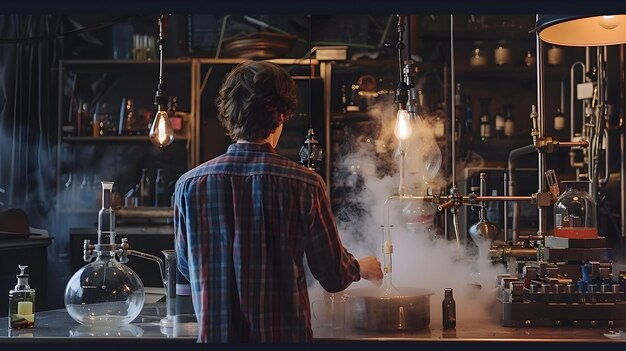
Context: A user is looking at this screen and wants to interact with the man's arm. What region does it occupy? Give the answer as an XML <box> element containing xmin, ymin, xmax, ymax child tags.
<box><xmin>305</xmin><ymin>179</ymin><xmax>381</xmax><ymax>292</ymax></box>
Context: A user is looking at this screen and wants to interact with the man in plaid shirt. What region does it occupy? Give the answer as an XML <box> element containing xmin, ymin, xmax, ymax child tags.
<box><xmin>174</xmin><ymin>61</ymin><xmax>383</xmax><ymax>342</ymax></box>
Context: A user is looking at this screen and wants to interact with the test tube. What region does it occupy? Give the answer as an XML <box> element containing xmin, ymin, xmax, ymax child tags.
<box><xmin>545</xmin><ymin>169</ymin><xmax>560</xmax><ymax>198</ymax></box>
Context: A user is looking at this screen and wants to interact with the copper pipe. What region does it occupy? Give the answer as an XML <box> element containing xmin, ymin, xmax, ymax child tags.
<box><xmin>535</xmin><ymin>15</ymin><xmax>547</xmax><ymax>238</ymax></box>
<box><xmin>475</xmin><ymin>196</ymin><xmax>533</xmax><ymax>202</ymax></box>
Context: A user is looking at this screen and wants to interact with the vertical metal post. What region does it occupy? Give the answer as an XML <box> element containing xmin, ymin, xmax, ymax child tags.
<box><xmin>445</xmin><ymin>14</ymin><xmax>457</xmax><ymax>241</ymax></box>
<box><xmin>320</xmin><ymin>61</ymin><xmax>332</xmax><ymax>195</ymax></box>
<box><xmin>450</xmin><ymin>14</ymin><xmax>456</xmax><ymax>189</ymax></box>
<box><xmin>535</xmin><ymin>14</ymin><xmax>547</xmax><ymax>238</ymax></box>
<box><xmin>503</xmin><ymin>171</ymin><xmax>509</xmax><ymax>242</ymax></box>
<box><xmin>619</xmin><ymin>44</ymin><xmax>626</xmax><ymax>238</ymax></box>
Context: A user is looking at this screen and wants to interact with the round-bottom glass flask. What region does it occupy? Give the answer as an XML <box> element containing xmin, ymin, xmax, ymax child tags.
<box><xmin>64</xmin><ymin>252</ymin><xmax>145</xmax><ymax>327</ymax></box>
<box><xmin>554</xmin><ymin>181</ymin><xmax>597</xmax><ymax>238</ymax></box>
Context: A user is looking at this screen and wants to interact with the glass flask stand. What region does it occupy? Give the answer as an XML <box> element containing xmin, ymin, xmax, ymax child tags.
<box><xmin>64</xmin><ymin>181</ymin><xmax>174</xmax><ymax>328</ymax></box>
<box><xmin>64</xmin><ymin>181</ymin><xmax>145</xmax><ymax>327</ymax></box>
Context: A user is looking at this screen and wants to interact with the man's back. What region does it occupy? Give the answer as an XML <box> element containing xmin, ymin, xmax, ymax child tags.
<box><xmin>174</xmin><ymin>142</ymin><xmax>359</xmax><ymax>342</ymax></box>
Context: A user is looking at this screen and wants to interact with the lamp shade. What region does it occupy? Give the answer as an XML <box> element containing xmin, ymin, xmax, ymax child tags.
<box><xmin>533</xmin><ymin>14</ymin><xmax>626</xmax><ymax>46</ymax></box>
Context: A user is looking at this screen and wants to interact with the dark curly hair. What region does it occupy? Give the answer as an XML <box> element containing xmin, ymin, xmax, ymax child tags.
<box><xmin>215</xmin><ymin>61</ymin><xmax>298</xmax><ymax>141</ymax></box>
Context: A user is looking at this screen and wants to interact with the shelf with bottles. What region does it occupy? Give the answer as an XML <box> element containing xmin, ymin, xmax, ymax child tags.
<box><xmin>59</xmin><ymin>57</ymin><xmax>192</xmax><ymax>138</ymax></box>
<box><xmin>455</xmin><ymin>64</ymin><xmax>569</xmax><ymax>81</ymax></box>
<box><xmin>59</xmin><ymin>58</ymin><xmax>193</xmax><ymax>68</ymax></box>
<box><xmin>61</xmin><ymin>135</ymin><xmax>190</xmax><ymax>142</ymax></box>
<box><xmin>331</xmin><ymin>111</ymin><xmax>377</xmax><ymax>123</ymax></box>
<box><xmin>419</xmin><ymin>14</ymin><xmax>537</xmax><ymax>42</ymax></box>
<box><xmin>59</xmin><ymin>166</ymin><xmax>176</xmax><ymax>215</ymax></box>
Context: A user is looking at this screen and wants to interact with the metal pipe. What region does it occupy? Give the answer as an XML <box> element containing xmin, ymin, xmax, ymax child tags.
<box><xmin>508</xmin><ymin>144</ymin><xmax>536</xmax><ymax>242</ymax></box>
<box><xmin>601</xmin><ymin>129</ymin><xmax>610</xmax><ymax>185</ymax></box>
<box><xmin>450</xmin><ymin>14</ymin><xmax>456</xmax><ymax>189</ymax></box>
<box><xmin>570</xmin><ymin>61</ymin><xmax>586</xmax><ymax>141</ymax></box>
<box><xmin>448</xmin><ymin>15</ymin><xmax>457</xmax><ymax>243</ymax></box>
<box><xmin>479</xmin><ymin>173</ymin><xmax>487</xmax><ymax>220</ymax></box>
<box><xmin>489</xmin><ymin>246</ymin><xmax>538</xmax><ymax>260</ymax></box>
<box><xmin>503</xmin><ymin>172</ymin><xmax>508</xmax><ymax>243</ymax></box>
<box><xmin>535</xmin><ymin>15</ymin><xmax>547</xmax><ymax>238</ymax></box>
<box><xmin>475</xmin><ymin>196</ymin><xmax>533</xmax><ymax>202</ymax></box>
<box><xmin>320</xmin><ymin>61</ymin><xmax>332</xmax><ymax>192</ymax></box>
<box><xmin>591</xmin><ymin>46</ymin><xmax>607</xmax><ymax>202</ymax></box>
<box><xmin>619</xmin><ymin>44</ymin><xmax>626</xmax><ymax>238</ymax></box>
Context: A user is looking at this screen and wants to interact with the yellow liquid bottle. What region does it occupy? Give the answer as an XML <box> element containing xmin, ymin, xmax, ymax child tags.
<box><xmin>9</xmin><ymin>264</ymin><xmax>35</xmax><ymax>329</ymax></box>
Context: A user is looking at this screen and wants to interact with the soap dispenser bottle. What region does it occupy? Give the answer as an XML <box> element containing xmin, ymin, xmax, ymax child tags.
<box><xmin>8</xmin><ymin>264</ymin><xmax>36</xmax><ymax>329</ymax></box>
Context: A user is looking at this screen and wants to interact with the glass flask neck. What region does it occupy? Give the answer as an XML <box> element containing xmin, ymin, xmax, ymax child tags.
<box><xmin>96</xmin><ymin>250</ymin><xmax>116</xmax><ymax>260</ymax></box>
<box><xmin>98</xmin><ymin>181</ymin><xmax>116</xmax><ymax>246</ymax></box>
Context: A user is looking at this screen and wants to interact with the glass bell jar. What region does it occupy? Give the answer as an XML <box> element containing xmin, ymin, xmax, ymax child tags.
<box><xmin>64</xmin><ymin>181</ymin><xmax>145</xmax><ymax>327</ymax></box>
<box><xmin>553</xmin><ymin>181</ymin><xmax>598</xmax><ymax>238</ymax></box>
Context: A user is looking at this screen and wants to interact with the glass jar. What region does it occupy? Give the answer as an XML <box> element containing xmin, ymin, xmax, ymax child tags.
<box><xmin>494</xmin><ymin>40</ymin><xmax>512</xmax><ymax>65</ymax></box>
<box><xmin>553</xmin><ymin>181</ymin><xmax>597</xmax><ymax>238</ymax></box>
<box><xmin>547</xmin><ymin>45</ymin><xmax>563</xmax><ymax>65</ymax></box>
<box><xmin>469</xmin><ymin>41</ymin><xmax>488</xmax><ymax>66</ymax></box>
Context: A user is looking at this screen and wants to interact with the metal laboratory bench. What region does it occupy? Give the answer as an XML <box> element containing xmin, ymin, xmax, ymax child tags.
<box><xmin>1</xmin><ymin>302</ymin><xmax>625</xmax><ymax>347</ymax></box>
<box><xmin>0</xmin><ymin>303</ymin><xmax>197</xmax><ymax>343</ymax></box>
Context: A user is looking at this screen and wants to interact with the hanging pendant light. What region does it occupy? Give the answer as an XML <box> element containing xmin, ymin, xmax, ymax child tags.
<box><xmin>299</xmin><ymin>128</ymin><xmax>323</xmax><ymax>171</ymax></box>
<box><xmin>298</xmin><ymin>16</ymin><xmax>323</xmax><ymax>173</ymax></box>
<box><xmin>532</xmin><ymin>14</ymin><xmax>626</xmax><ymax>47</ymax></box>
<box><xmin>149</xmin><ymin>14</ymin><xmax>174</xmax><ymax>148</ymax></box>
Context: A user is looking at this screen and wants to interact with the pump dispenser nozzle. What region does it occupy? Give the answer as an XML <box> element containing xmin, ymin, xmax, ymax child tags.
<box><xmin>14</xmin><ymin>264</ymin><xmax>30</xmax><ymax>290</ymax></box>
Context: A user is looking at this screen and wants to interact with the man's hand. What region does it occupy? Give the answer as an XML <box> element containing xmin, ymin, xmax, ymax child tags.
<box><xmin>357</xmin><ymin>256</ymin><xmax>383</xmax><ymax>286</ymax></box>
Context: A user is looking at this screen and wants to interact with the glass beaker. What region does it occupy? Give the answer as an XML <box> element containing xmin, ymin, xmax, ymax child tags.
<box><xmin>160</xmin><ymin>249</ymin><xmax>177</xmax><ymax>328</ymax></box>
<box><xmin>554</xmin><ymin>181</ymin><xmax>597</xmax><ymax>238</ymax></box>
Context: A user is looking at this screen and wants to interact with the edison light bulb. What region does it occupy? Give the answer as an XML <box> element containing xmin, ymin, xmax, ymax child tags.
<box><xmin>394</xmin><ymin>109</ymin><xmax>412</xmax><ymax>140</ymax></box>
<box><xmin>598</xmin><ymin>15</ymin><xmax>619</xmax><ymax>30</ymax></box>
<box><xmin>149</xmin><ymin>109</ymin><xmax>174</xmax><ymax>147</ymax></box>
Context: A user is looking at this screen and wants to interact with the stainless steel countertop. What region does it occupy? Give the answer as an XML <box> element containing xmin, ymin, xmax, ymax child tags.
<box><xmin>313</xmin><ymin>320</ymin><xmax>626</xmax><ymax>342</ymax></box>
<box><xmin>1</xmin><ymin>303</ymin><xmax>624</xmax><ymax>343</ymax></box>
<box><xmin>0</xmin><ymin>303</ymin><xmax>197</xmax><ymax>342</ymax></box>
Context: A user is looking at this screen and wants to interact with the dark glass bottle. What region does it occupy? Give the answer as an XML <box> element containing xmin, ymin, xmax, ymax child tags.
<box><xmin>494</xmin><ymin>109</ymin><xmax>505</xmax><ymax>139</ymax></box>
<box><xmin>463</xmin><ymin>96</ymin><xmax>473</xmax><ymax>139</ymax></box>
<box><xmin>154</xmin><ymin>168</ymin><xmax>168</xmax><ymax>207</ymax></box>
<box><xmin>553</xmin><ymin>107</ymin><xmax>566</xmax><ymax>136</ymax></box>
<box><xmin>504</xmin><ymin>105</ymin><xmax>515</xmax><ymax>138</ymax></box>
<box><xmin>123</xmin><ymin>98</ymin><xmax>139</xmax><ymax>136</ymax></box>
<box><xmin>479</xmin><ymin>98</ymin><xmax>491</xmax><ymax>142</ymax></box>
<box><xmin>442</xmin><ymin>288</ymin><xmax>456</xmax><ymax>329</ymax></box>
<box><xmin>77</xmin><ymin>102</ymin><xmax>91</xmax><ymax>136</ymax></box>
<box><xmin>454</xmin><ymin>83</ymin><xmax>463</xmax><ymax>142</ymax></box>
<box><xmin>139</xmin><ymin>168</ymin><xmax>152</xmax><ymax>207</ymax></box>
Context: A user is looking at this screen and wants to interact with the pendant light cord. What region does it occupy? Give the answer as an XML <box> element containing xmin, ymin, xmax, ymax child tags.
<box><xmin>307</xmin><ymin>15</ymin><xmax>313</xmax><ymax>169</ymax></box>
<box><xmin>308</xmin><ymin>15</ymin><xmax>313</xmax><ymax>131</ymax></box>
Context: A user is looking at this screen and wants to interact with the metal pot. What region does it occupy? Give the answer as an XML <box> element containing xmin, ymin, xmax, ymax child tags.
<box><xmin>346</xmin><ymin>287</ymin><xmax>433</xmax><ymax>331</ymax></box>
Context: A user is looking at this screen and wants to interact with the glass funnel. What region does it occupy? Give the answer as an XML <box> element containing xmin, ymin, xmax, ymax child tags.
<box><xmin>554</xmin><ymin>181</ymin><xmax>597</xmax><ymax>238</ymax></box>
